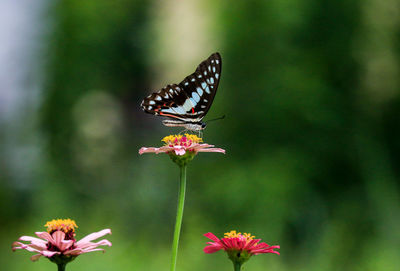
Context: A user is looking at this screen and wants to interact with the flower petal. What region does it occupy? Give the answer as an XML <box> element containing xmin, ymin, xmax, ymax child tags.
<box><xmin>19</xmin><ymin>235</ymin><xmax>47</xmax><ymax>245</ymax></box>
<box><xmin>30</xmin><ymin>254</ymin><xmax>42</xmax><ymax>262</ymax></box>
<box><xmin>76</xmin><ymin>229</ymin><xmax>112</xmax><ymax>246</ymax></box>
<box><xmin>51</xmin><ymin>231</ymin><xmax>66</xmax><ymax>248</ymax></box>
<box><xmin>139</xmin><ymin>147</ymin><xmax>160</xmax><ymax>154</ymax></box>
<box><xmin>35</xmin><ymin>232</ymin><xmax>54</xmax><ymax>243</ymax></box>
<box><xmin>12</xmin><ymin>242</ymin><xmax>47</xmax><ymax>254</ymax></box>
<box><xmin>76</xmin><ymin>239</ymin><xmax>112</xmax><ymax>250</ymax></box>
<box><xmin>204</xmin><ymin>232</ymin><xmax>221</xmax><ymax>242</ymax></box>
<box><xmin>204</xmin><ymin>244</ymin><xmax>223</xmax><ymax>254</ymax></box>
<box><xmin>197</xmin><ymin>148</ymin><xmax>226</xmax><ymax>153</ymax></box>
<box><xmin>173</xmin><ymin>146</ymin><xmax>186</xmax><ymax>155</ymax></box>
<box><xmin>41</xmin><ymin>250</ymin><xmax>60</xmax><ymax>258</ymax></box>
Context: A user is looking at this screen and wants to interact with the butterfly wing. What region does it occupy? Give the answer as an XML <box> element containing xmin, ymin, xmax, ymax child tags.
<box><xmin>141</xmin><ymin>52</ymin><xmax>222</xmax><ymax>123</ymax></box>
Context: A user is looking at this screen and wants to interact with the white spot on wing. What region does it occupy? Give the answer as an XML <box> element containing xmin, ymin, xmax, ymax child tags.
<box><xmin>208</xmin><ymin>65</ymin><xmax>211</xmax><ymax>72</ymax></box>
<box><xmin>197</xmin><ymin>87</ymin><xmax>203</xmax><ymax>96</ymax></box>
<box><xmin>149</xmin><ymin>100</ymin><xmax>155</xmax><ymax>105</ymax></box>
<box><xmin>192</xmin><ymin>92</ymin><xmax>200</xmax><ymax>102</ymax></box>
<box><xmin>216</xmin><ymin>59</ymin><xmax>219</xmax><ymax>64</ymax></box>
<box><xmin>155</xmin><ymin>95</ymin><xmax>162</xmax><ymax>101</ymax></box>
<box><xmin>184</xmin><ymin>82</ymin><xmax>189</xmax><ymax>86</ymax></box>
<box><xmin>210</xmin><ymin>78</ymin><xmax>214</xmax><ymax>84</ymax></box>
<box><xmin>212</xmin><ymin>66</ymin><xmax>216</xmax><ymax>73</ymax></box>
<box><xmin>205</xmin><ymin>86</ymin><xmax>211</xmax><ymax>94</ymax></box>
<box><xmin>190</xmin><ymin>98</ymin><xmax>197</xmax><ymax>106</ymax></box>
<box><xmin>182</xmin><ymin>98</ymin><xmax>195</xmax><ymax>111</ymax></box>
<box><xmin>169</xmin><ymin>89</ymin><xmax>174</xmax><ymax>93</ymax></box>
<box><xmin>191</xmin><ymin>78</ymin><xmax>195</xmax><ymax>82</ymax></box>
<box><xmin>201</xmin><ymin>82</ymin><xmax>207</xmax><ymax>89</ymax></box>
<box><xmin>204</xmin><ymin>71</ymin><xmax>207</xmax><ymax>76</ymax></box>
<box><xmin>215</xmin><ymin>73</ymin><xmax>219</xmax><ymax>79</ymax></box>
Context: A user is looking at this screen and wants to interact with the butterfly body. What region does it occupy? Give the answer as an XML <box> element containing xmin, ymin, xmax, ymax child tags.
<box><xmin>141</xmin><ymin>52</ymin><xmax>222</xmax><ymax>131</ymax></box>
<box><xmin>162</xmin><ymin>119</ymin><xmax>206</xmax><ymax>131</ymax></box>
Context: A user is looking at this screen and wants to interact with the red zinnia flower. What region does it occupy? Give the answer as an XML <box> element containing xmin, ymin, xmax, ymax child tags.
<box><xmin>204</xmin><ymin>230</ymin><xmax>279</xmax><ymax>269</ymax></box>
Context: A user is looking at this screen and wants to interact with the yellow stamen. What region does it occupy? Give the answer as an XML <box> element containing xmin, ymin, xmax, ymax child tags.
<box><xmin>45</xmin><ymin>219</ymin><xmax>78</xmax><ymax>233</ymax></box>
<box><xmin>162</xmin><ymin>134</ymin><xmax>203</xmax><ymax>145</ymax></box>
<box><xmin>224</xmin><ymin>230</ymin><xmax>255</xmax><ymax>242</ymax></box>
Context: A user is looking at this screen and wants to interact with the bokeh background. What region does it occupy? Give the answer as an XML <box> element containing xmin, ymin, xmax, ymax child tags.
<box><xmin>1</xmin><ymin>0</ymin><xmax>400</xmax><ymax>270</ymax></box>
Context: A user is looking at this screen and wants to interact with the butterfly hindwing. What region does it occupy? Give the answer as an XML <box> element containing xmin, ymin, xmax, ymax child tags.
<box><xmin>141</xmin><ymin>52</ymin><xmax>222</xmax><ymax>126</ymax></box>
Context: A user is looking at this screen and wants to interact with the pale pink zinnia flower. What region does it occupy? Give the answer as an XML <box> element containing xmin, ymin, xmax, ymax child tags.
<box><xmin>139</xmin><ymin>134</ymin><xmax>225</xmax><ymax>156</ymax></box>
<box><xmin>12</xmin><ymin>219</ymin><xmax>112</xmax><ymax>265</ymax></box>
<box><xmin>139</xmin><ymin>134</ymin><xmax>225</xmax><ymax>167</ymax></box>
<box><xmin>204</xmin><ymin>230</ymin><xmax>279</xmax><ymax>268</ymax></box>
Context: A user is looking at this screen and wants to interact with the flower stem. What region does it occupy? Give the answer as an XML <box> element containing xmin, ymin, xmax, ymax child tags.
<box><xmin>233</xmin><ymin>262</ymin><xmax>242</xmax><ymax>271</ymax></box>
<box><xmin>57</xmin><ymin>263</ymin><xmax>66</xmax><ymax>271</ymax></box>
<box><xmin>170</xmin><ymin>165</ymin><xmax>187</xmax><ymax>271</ymax></box>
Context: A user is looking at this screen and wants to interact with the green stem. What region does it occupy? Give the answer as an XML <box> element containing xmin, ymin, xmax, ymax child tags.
<box><xmin>57</xmin><ymin>263</ymin><xmax>66</xmax><ymax>271</ymax></box>
<box><xmin>233</xmin><ymin>262</ymin><xmax>242</xmax><ymax>271</ymax></box>
<box><xmin>170</xmin><ymin>165</ymin><xmax>187</xmax><ymax>271</ymax></box>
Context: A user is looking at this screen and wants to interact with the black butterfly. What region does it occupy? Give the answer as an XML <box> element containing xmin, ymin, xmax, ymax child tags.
<box><xmin>141</xmin><ymin>52</ymin><xmax>222</xmax><ymax>131</ymax></box>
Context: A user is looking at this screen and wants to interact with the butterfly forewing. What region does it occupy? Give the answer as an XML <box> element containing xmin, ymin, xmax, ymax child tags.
<box><xmin>141</xmin><ymin>52</ymin><xmax>222</xmax><ymax>128</ymax></box>
<box><xmin>178</xmin><ymin>52</ymin><xmax>221</xmax><ymax>118</ymax></box>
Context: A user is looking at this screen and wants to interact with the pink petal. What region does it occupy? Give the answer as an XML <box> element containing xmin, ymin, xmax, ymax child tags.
<box><xmin>139</xmin><ymin>147</ymin><xmax>160</xmax><ymax>154</ymax></box>
<box><xmin>251</xmin><ymin>248</ymin><xmax>280</xmax><ymax>255</ymax></box>
<box><xmin>76</xmin><ymin>229</ymin><xmax>112</xmax><ymax>246</ymax></box>
<box><xmin>250</xmin><ymin>244</ymin><xmax>280</xmax><ymax>255</ymax></box>
<box><xmin>173</xmin><ymin>146</ymin><xmax>186</xmax><ymax>155</ymax></box>
<box><xmin>197</xmin><ymin>148</ymin><xmax>225</xmax><ymax>153</ymax></box>
<box><xmin>76</xmin><ymin>239</ymin><xmax>112</xmax><ymax>250</ymax></box>
<box><xmin>51</xmin><ymin>231</ymin><xmax>66</xmax><ymax>248</ymax></box>
<box><xmin>244</xmin><ymin>239</ymin><xmax>259</xmax><ymax>250</ymax></box>
<box><xmin>63</xmin><ymin>248</ymin><xmax>83</xmax><ymax>255</ymax></box>
<box><xmin>191</xmin><ymin>144</ymin><xmax>226</xmax><ymax>153</ymax></box>
<box><xmin>21</xmin><ymin>243</ymin><xmax>47</xmax><ymax>252</ymax></box>
<box><xmin>12</xmin><ymin>242</ymin><xmax>40</xmax><ymax>253</ymax></box>
<box><xmin>65</xmin><ymin>246</ymin><xmax>107</xmax><ymax>255</ymax></box>
<box><xmin>30</xmin><ymin>254</ymin><xmax>42</xmax><ymax>261</ymax></box>
<box><xmin>204</xmin><ymin>244</ymin><xmax>223</xmax><ymax>254</ymax></box>
<box><xmin>35</xmin><ymin>232</ymin><xmax>54</xmax><ymax>243</ymax></box>
<box><xmin>139</xmin><ymin>146</ymin><xmax>176</xmax><ymax>154</ymax></box>
<box><xmin>41</xmin><ymin>250</ymin><xmax>60</xmax><ymax>258</ymax></box>
<box><xmin>19</xmin><ymin>235</ymin><xmax>47</xmax><ymax>245</ymax></box>
<box><xmin>204</xmin><ymin>232</ymin><xmax>221</xmax><ymax>242</ymax></box>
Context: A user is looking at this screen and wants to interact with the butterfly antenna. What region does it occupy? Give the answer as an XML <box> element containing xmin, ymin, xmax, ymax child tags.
<box><xmin>205</xmin><ymin>115</ymin><xmax>226</xmax><ymax>123</ymax></box>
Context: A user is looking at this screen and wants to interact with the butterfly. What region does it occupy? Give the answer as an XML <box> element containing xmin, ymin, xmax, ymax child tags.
<box><xmin>141</xmin><ymin>52</ymin><xmax>222</xmax><ymax>131</ymax></box>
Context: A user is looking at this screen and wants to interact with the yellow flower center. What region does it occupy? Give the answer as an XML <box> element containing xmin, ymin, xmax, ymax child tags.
<box><xmin>224</xmin><ymin>230</ymin><xmax>255</xmax><ymax>242</ymax></box>
<box><xmin>162</xmin><ymin>134</ymin><xmax>203</xmax><ymax>146</ymax></box>
<box><xmin>45</xmin><ymin>218</ymin><xmax>78</xmax><ymax>234</ymax></box>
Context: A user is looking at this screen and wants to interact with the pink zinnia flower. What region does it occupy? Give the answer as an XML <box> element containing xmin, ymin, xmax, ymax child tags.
<box><xmin>204</xmin><ymin>230</ymin><xmax>279</xmax><ymax>269</ymax></box>
<box><xmin>139</xmin><ymin>134</ymin><xmax>225</xmax><ymax>166</ymax></box>
<box><xmin>12</xmin><ymin>219</ymin><xmax>112</xmax><ymax>266</ymax></box>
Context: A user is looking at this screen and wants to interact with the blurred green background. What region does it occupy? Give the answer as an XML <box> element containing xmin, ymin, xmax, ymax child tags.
<box><xmin>1</xmin><ymin>0</ymin><xmax>400</xmax><ymax>270</ymax></box>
